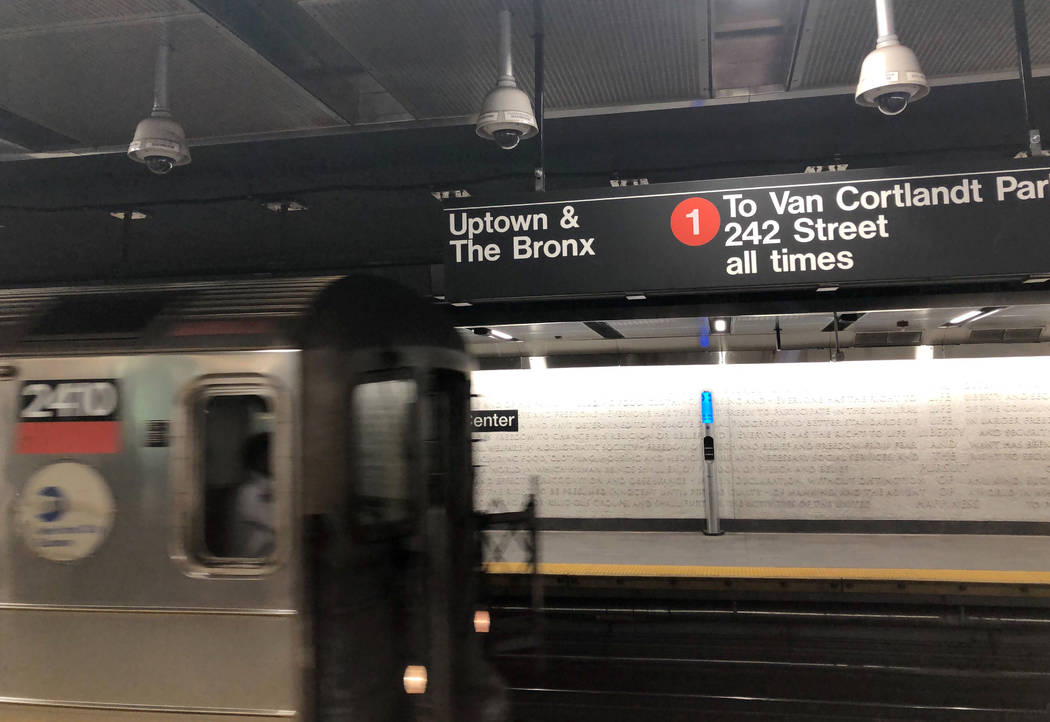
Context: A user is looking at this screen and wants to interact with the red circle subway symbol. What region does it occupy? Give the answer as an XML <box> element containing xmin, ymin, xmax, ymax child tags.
<box><xmin>670</xmin><ymin>197</ymin><xmax>721</xmax><ymax>246</ymax></box>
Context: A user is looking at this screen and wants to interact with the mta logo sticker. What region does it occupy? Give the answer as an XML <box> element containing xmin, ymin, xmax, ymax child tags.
<box><xmin>36</xmin><ymin>486</ymin><xmax>67</xmax><ymax>522</ymax></box>
<box><xmin>17</xmin><ymin>462</ymin><xmax>115</xmax><ymax>562</ymax></box>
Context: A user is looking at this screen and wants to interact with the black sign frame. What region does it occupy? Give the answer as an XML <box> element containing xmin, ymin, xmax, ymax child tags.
<box><xmin>443</xmin><ymin>159</ymin><xmax>1050</xmax><ymax>302</ymax></box>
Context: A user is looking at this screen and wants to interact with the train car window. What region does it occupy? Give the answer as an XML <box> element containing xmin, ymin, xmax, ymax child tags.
<box><xmin>174</xmin><ymin>376</ymin><xmax>288</xmax><ymax>575</ymax></box>
<box><xmin>349</xmin><ymin>376</ymin><xmax>417</xmax><ymax>532</ymax></box>
<box><xmin>201</xmin><ymin>395</ymin><xmax>275</xmax><ymax>560</ymax></box>
<box><xmin>424</xmin><ymin>369</ymin><xmax>471</xmax><ymax>508</ymax></box>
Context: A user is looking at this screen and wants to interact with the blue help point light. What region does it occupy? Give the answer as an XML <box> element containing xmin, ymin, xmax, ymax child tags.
<box><xmin>701</xmin><ymin>391</ymin><xmax>714</xmax><ymax>424</ymax></box>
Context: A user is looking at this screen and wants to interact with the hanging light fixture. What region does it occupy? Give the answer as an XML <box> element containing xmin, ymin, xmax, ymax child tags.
<box><xmin>476</xmin><ymin>9</ymin><xmax>538</xmax><ymax>150</ymax></box>
<box><xmin>128</xmin><ymin>41</ymin><xmax>191</xmax><ymax>174</ymax></box>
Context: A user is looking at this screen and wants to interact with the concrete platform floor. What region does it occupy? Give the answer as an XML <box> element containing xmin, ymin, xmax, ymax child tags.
<box><xmin>484</xmin><ymin>531</ymin><xmax>1050</xmax><ymax>573</ymax></box>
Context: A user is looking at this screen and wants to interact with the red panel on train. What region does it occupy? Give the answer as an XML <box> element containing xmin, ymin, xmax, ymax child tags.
<box><xmin>16</xmin><ymin>421</ymin><xmax>121</xmax><ymax>454</ymax></box>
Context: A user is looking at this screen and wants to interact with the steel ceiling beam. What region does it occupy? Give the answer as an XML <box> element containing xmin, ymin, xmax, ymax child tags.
<box><xmin>0</xmin><ymin>106</ymin><xmax>79</xmax><ymax>152</ymax></box>
<box><xmin>187</xmin><ymin>0</ymin><xmax>410</xmax><ymax>124</ymax></box>
<box><xmin>5</xmin><ymin>69</ymin><xmax>1050</xmax><ymax>163</ymax></box>
<box><xmin>705</xmin><ymin>0</ymin><xmax>715</xmax><ymax>98</ymax></box>
<box><xmin>786</xmin><ymin>0</ymin><xmax>814</xmax><ymax>92</ymax></box>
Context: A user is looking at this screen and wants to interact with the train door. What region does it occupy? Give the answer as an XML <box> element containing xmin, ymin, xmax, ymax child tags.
<box><xmin>307</xmin><ymin>362</ymin><xmax>496</xmax><ymax>722</ymax></box>
<box><xmin>0</xmin><ymin>353</ymin><xmax>302</xmax><ymax>722</ymax></box>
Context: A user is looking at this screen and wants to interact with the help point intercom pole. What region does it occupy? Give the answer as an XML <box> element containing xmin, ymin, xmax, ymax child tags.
<box><xmin>701</xmin><ymin>390</ymin><xmax>723</xmax><ymax>535</ymax></box>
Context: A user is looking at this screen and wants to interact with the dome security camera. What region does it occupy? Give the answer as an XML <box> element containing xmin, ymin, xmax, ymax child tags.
<box><xmin>476</xmin><ymin>84</ymin><xmax>538</xmax><ymax>150</ymax></box>
<box><xmin>476</xmin><ymin>9</ymin><xmax>538</xmax><ymax>150</ymax></box>
<box><xmin>855</xmin><ymin>0</ymin><xmax>927</xmax><ymax>116</ymax></box>
<box><xmin>129</xmin><ymin>42</ymin><xmax>191</xmax><ymax>174</ymax></box>
<box><xmin>128</xmin><ymin>111</ymin><xmax>191</xmax><ymax>175</ymax></box>
<box><xmin>855</xmin><ymin>41</ymin><xmax>929</xmax><ymax>116</ymax></box>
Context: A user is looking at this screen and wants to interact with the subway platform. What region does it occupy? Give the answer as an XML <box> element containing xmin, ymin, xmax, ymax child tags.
<box><xmin>482</xmin><ymin>531</ymin><xmax>1050</xmax><ymax>599</ymax></box>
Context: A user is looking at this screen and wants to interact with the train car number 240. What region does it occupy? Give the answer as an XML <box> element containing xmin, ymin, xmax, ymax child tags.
<box><xmin>20</xmin><ymin>380</ymin><xmax>120</xmax><ymax>420</ymax></box>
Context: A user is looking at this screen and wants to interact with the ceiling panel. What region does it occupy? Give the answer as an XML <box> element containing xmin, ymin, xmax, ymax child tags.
<box><xmin>0</xmin><ymin>10</ymin><xmax>344</xmax><ymax>146</ymax></box>
<box><xmin>852</xmin><ymin>308</ymin><xmax>940</xmax><ymax>330</ymax></box>
<box><xmin>465</xmin><ymin>305</ymin><xmax>1050</xmax><ymax>357</ymax></box>
<box><xmin>796</xmin><ymin>0</ymin><xmax>1019</xmax><ymax>90</ymax></box>
<box><xmin>711</xmin><ymin>0</ymin><xmax>804</xmax><ymax>94</ymax></box>
<box><xmin>299</xmin><ymin>0</ymin><xmax>708</xmax><ymax>119</ymax></box>
<box><xmin>899</xmin><ymin>0</ymin><xmax>1016</xmax><ymax>78</ymax></box>
<box><xmin>969</xmin><ymin>304</ymin><xmax>1050</xmax><ymax>328</ymax></box>
<box><xmin>460</xmin><ymin>322</ymin><xmax>598</xmax><ymax>343</ymax></box>
<box><xmin>0</xmin><ymin>0</ymin><xmax>1045</xmax><ymax>157</ymax></box>
<box><xmin>1025</xmin><ymin>0</ymin><xmax>1050</xmax><ymax>68</ymax></box>
<box><xmin>0</xmin><ymin>0</ymin><xmax>192</xmax><ymax>33</ymax></box>
<box><xmin>0</xmin><ymin>138</ymin><xmax>29</xmax><ymax>154</ymax></box>
<box><xmin>606</xmin><ymin>317</ymin><xmax>708</xmax><ymax>339</ymax></box>
<box><xmin>539</xmin><ymin>0</ymin><xmax>709</xmax><ymax>108</ymax></box>
<box><xmin>855</xmin><ymin>305</ymin><xmax>1050</xmax><ymax>331</ymax></box>
<box><xmin>300</xmin><ymin>0</ymin><xmax>504</xmax><ymax>119</ymax></box>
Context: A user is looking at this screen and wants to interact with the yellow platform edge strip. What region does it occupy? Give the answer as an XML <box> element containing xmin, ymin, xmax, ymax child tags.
<box><xmin>483</xmin><ymin>562</ymin><xmax>1050</xmax><ymax>585</ymax></box>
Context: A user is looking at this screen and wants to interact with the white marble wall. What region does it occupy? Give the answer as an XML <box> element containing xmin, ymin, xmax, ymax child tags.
<box><xmin>471</xmin><ymin>357</ymin><xmax>1050</xmax><ymax>520</ymax></box>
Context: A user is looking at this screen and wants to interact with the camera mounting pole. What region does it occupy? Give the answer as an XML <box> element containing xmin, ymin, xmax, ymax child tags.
<box><xmin>475</xmin><ymin>9</ymin><xmax>538</xmax><ymax>149</ymax></box>
<box><xmin>1012</xmin><ymin>0</ymin><xmax>1046</xmax><ymax>157</ymax></box>
<box><xmin>874</xmin><ymin>0</ymin><xmax>897</xmax><ymax>46</ymax></box>
<box><xmin>533</xmin><ymin>0</ymin><xmax>546</xmax><ymax>192</ymax></box>
<box><xmin>152</xmin><ymin>42</ymin><xmax>171</xmax><ymax>115</ymax></box>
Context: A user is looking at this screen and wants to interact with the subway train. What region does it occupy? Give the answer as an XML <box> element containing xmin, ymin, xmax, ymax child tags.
<box><xmin>0</xmin><ymin>275</ymin><xmax>505</xmax><ymax>722</ymax></box>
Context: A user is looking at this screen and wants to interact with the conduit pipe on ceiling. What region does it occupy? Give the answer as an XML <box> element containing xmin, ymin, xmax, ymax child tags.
<box><xmin>1012</xmin><ymin>0</ymin><xmax>1045</xmax><ymax>156</ymax></box>
<box><xmin>533</xmin><ymin>0</ymin><xmax>545</xmax><ymax>191</ymax></box>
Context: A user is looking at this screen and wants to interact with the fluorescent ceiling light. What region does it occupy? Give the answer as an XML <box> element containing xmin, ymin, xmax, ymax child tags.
<box><xmin>816</xmin><ymin>285</ymin><xmax>839</xmax><ymax>293</ymax></box>
<box><xmin>943</xmin><ymin>307</ymin><xmax>1004</xmax><ymax>327</ymax></box>
<box><xmin>947</xmin><ymin>309</ymin><xmax>982</xmax><ymax>325</ymax></box>
<box><xmin>1023</xmin><ymin>275</ymin><xmax>1050</xmax><ymax>284</ymax></box>
<box><xmin>489</xmin><ymin>329</ymin><xmax>514</xmax><ymax>340</ymax></box>
<box><xmin>529</xmin><ymin>356</ymin><xmax>547</xmax><ymax>370</ymax></box>
<box><xmin>968</xmin><ymin>307</ymin><xmax>1003</xmax><ymax>322</ymax></box>
<box><xmin>915</xmin><ymin>345</ymin><xmax>934</xmax><ymax>361</ymax></box>
<box><xmin>626</xmin><ymin>294</ymin><xmax>647</xmax><ymax>300</ymax></box>
<box><xmin>450</xmin><ymin>301</ymin><xmax>473</xmax><ymax>307</ymax></box>
<box><xmin>712</xmin><ymin>318</ymin><xmax>728</xmax><ymax>333</ymax></box>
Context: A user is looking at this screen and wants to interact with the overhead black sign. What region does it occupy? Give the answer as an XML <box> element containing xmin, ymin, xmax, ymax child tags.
<box><xmin>470</xmin><ymin>409</ymin><xmax>519</xmax><ymax>432</ymax></box>
<box><xmin>443</xmin><ymin>161</ymin><xmax>1050</xmax><ymax>301</ymax></box>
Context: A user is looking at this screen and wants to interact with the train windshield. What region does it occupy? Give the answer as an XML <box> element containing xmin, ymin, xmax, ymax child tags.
<box><xmin>349</xmin><ymin>376</ymin><xmax>417</xmax><ymax>528</ymax></box>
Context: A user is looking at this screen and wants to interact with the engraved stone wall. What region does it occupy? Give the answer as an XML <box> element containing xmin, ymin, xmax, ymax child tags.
<box><xmin>471</xmin><ymin>358</ymin><xmax>1050</xmax><ymax>520</ymax></box>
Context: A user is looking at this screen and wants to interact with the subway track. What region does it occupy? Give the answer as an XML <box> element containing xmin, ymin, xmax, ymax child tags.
<box><xmin>487</xmin><ymin>603</ymin><xmax>1050</xmax><ymax>721</ymax></box>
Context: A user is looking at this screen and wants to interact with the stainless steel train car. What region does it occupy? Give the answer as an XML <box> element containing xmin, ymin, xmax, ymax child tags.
<box><xmin>0</xmin><ymin>275</ymin><xmax>503</xmax><ymax>722</ymax></box>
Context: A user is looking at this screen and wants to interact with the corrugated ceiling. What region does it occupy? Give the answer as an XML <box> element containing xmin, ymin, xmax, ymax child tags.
<box><xmin>0</xmin><ymin>8</ymin><xmax>344</xmax><ymax>146</ymax></box>
<box><xmin>795</xmin><ymin>0</ymin><xmax>1027</xmax><ymax>90</ymax></box>
<box><xmin>1025</xmin><ymin>0</ymin><xmax>1050</xmax><ymax>67</ymax></box>
<box><xmin>299</xmin><ymin>0</ymin><xmax>710</xmax><ymax>117</ymax></box>
<box><xmin>0</xmin><ymin>0</ymin><xmax>192</xmax><ymax>32</ymax></box>
<box><xmin>0</xmin><ymin>0</ymin><xmax>1048</xmax><ymax>151</ymax></box>
<box><xmin>464</xmin><ymin>306</ymin><xmax>1050</xmax><ymax>356</ymax></box>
